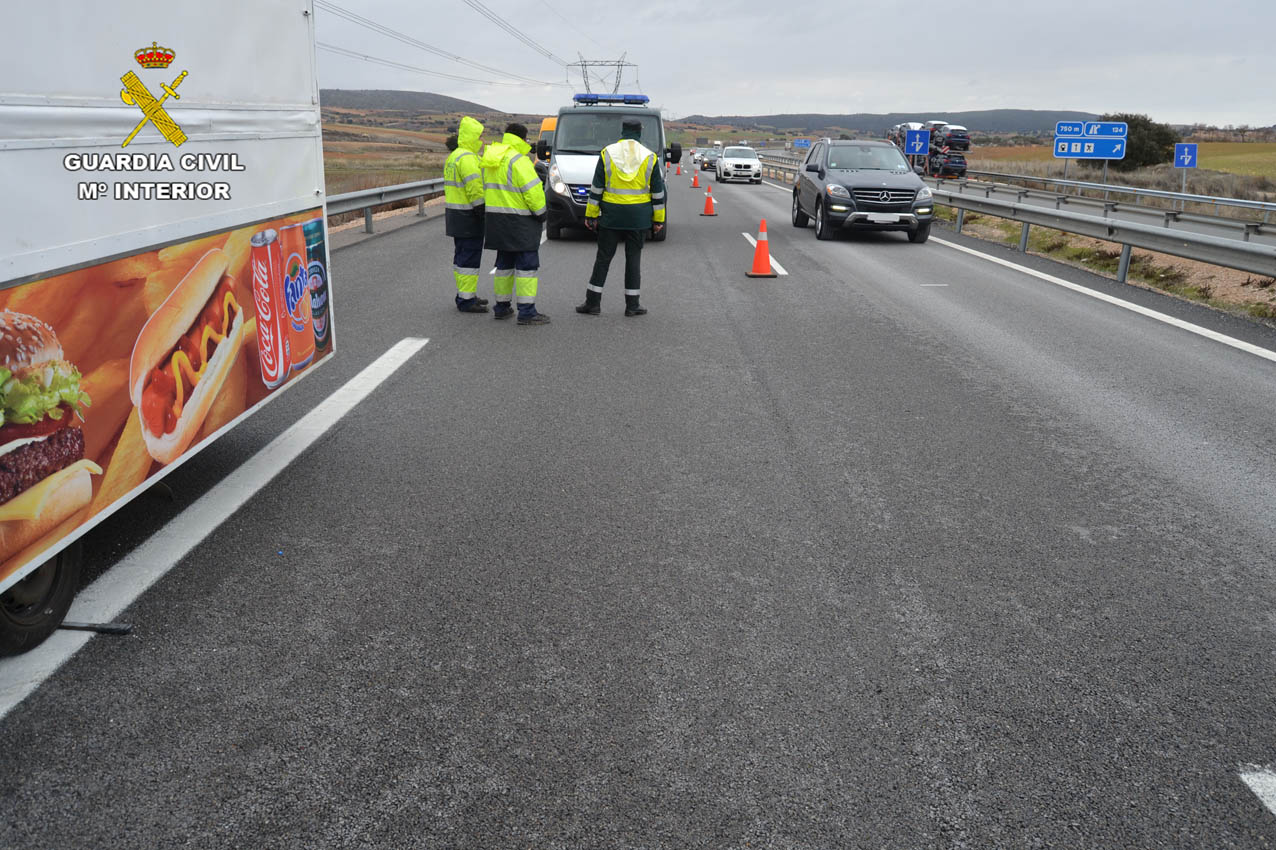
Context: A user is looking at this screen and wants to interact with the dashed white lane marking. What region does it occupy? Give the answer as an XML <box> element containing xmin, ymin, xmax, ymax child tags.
<box><xmin>740</xmin><ymin>233</ymin><xmax>789</xmax><ymax>275</ymax></box>
<box><xmin>932</xmin><ymin>237</ymin><xmax>1276</xmax><ymax>365</ymax></box>
<box><xmin>0</xmin><ymin>337</ymin><xmax>430</xmax><ymax>724</ymax></box>
<box><xmin>1241</xmin><ymin>766</ymin><xmax>1276</xmax><ymax>815</ymax></box>
<box><xmin>921</xmin><ymin>284</ymin><xmax>949</xmax><ymax>287</ymax></box>
<box><xmin>762</xmin><ymin>179</ymin><xmax>792</xmax><ymax>192</ymax></box>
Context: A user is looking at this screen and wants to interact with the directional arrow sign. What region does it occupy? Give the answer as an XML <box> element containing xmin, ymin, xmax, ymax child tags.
<box><xmin>905</xmin><ymin>129</ymin><xmax>931</xmax><ymax>155</ymax></box>
<box><xmin>1174</xmin><ymin>142</ymin><xmax>1198</xmax><ymax>168</ymax></box>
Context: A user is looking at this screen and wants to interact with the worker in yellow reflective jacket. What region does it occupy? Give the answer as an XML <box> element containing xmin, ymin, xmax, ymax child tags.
<box><xmin>577</xmin><ymin>118</ymin><xmax>665</xmax><ymax>317</ymax></box>
<box><xmin>443</xmin><ymin>116</ymin><xmax>488</xmax><ymax>313</ymax></box>
<box><xmin>481</xmin><ymin>123</ymin><xmax>549</xmax><ymax>325</ymax></box>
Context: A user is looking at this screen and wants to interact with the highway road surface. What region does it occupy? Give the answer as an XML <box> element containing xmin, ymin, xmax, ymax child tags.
<box><xmin>4</xmin><ymin>169</ymin><xmax>1276</xmax><ymax>848</ymax></box>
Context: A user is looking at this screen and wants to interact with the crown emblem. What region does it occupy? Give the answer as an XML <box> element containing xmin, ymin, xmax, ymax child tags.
<box><xmin>135</xmin><ymin>42</ymin><xmax>175</xmax><ymax>69</ymax></box>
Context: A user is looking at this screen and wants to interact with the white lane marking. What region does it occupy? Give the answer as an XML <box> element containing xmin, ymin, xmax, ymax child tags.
<box><xmin>921</xmin><ymin>284</ymin><xmax>949</xmax><ymax>287</ymax></box>
<box><xmin>540</xmin><ymin>229</ymin><xmax>547</xmax><ymax>245</ymax></box>
<box><xmin>740</xmin><ymin>233</ymin><xmax>789</xmax><ymax>275</ymax></box>
<box><xmin>932</xmin><ymin>237</ymin><xmax>1276</xmax><ymax>365</ymax></box>
<box><xmin>1241</xmin><ymin>766</ymin><xmax>1276</xmax><ymax>815</ymax></box>
<box><xmin>762</xmin><ymin>180</ymin><xmax>792</xmax><ymax>192</ymax></box>
<box><xmin>0</xmin><ymin>337</ymin><xmax>430</xmax><ymax>724</ymax></box>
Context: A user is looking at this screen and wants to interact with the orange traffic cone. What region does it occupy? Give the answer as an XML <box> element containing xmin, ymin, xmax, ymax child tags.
<box><xmin>746</xmin><ymin>220</ymin><xmax>777</xmax><ymax>278</ymax></box>
<box><xmin>676</xmin><ymin>161</ymin><xmax>682</xmax><ymax>176</ymax></box>
<box><xmin>700</xmin><ymin>185</ymin><xmax>717</xmax><ymax>216</ymax></box>
<box><xmin>691</xmin><ymin>171</ymin><xmax>700</xmax><ymax>188</ymax></box>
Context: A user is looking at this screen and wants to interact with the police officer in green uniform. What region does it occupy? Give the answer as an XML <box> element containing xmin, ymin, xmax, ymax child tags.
<box><xmin>577</xmin><ymin>118</ymin><xmax>666</xmax><ymax>317</ymax></box>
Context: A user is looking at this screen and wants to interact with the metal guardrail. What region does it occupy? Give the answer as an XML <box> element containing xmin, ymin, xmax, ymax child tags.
<box><xmin>936</xmin><ymin>190</ymin><xmax>1276</xmax><ymax>280</ymax></box>
<box><xmin>756</xmin><ymin>151</ymin><xmax>1276</xmax><ymax>279</ymax></box>
<box><xmin>965</xmin><ymin>170</ymin><xmax>1276</xmax><ymax>220</ymax></box>
<box><xmin>326</xmin><ymin>178</ymin><xmax>445</xmax><ymax>233</ymax></box>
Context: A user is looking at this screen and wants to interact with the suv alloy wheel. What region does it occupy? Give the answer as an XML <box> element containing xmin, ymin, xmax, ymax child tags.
<box><xmin>815</xmin><ymin>199</ymin><xmax>832</xmax><ymax>240</ymax></box>
<box><xmin>792</xmin><ymin>192</ymin><xmax>809</xmax><ymax>227</ymax></box>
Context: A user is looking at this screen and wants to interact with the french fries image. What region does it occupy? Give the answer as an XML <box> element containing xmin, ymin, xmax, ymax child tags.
<box><xmin>79</xmin><ymin>358</ymin><xmax>133</xmax><ymax>465</ymax></box>
<box><xmin>90</xmin><ymin>409</ymin><xmax>154</xmax><ymax>514</ymax></box>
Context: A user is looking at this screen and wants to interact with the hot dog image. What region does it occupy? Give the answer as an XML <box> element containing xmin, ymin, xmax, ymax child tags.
<box><xmin>0</xmin><ymin>311</ymin><xmax>101</xmax><ymax>561</ymax></box>
<box><xmin>129</xmin><ymin>248</ymin><xmax>245</xmax><ymax>464</ymax></box>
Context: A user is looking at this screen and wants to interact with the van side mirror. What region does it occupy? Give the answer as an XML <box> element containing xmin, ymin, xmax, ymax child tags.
<box><xmin>536</xmin><ymin>139</ymin><xmax>550</xmax><ymax>161</ymax></box>
<box><xmin>805</xmin><ymin>163</ymin><xmax>821</xmax><ymax>174</ymax></box>
<box><xmin>667</xmin><ymin>142</ymin><xmax>682</xmax><ymax>163</ymax></box>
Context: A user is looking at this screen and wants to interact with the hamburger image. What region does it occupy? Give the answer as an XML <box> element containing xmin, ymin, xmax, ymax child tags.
<box><xmin>0</xmin><ymin>310</ymin><xmax>100</xmax><ymax>562</ymax></box>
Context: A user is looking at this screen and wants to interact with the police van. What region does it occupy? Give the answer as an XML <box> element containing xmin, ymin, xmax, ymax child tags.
<box><xmin>537</xmin><ymin>94</ymin><xmax>680</xmax><ymax>242</ymax></box>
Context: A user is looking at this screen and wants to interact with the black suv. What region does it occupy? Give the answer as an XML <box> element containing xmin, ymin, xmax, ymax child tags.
<box><xmin>928</xmin><ymin>150</ymin><xmax>967</xmax><ymax>178</ymax></box>
<box><xmin>933</xmin><ymin>124</ymin><xmax>971</xmax><ymax>151</ymax></box>
<box><xmin>791</xmin><ymin>139</ymin><xmax>935</xmax><ymax>243</ymax></box>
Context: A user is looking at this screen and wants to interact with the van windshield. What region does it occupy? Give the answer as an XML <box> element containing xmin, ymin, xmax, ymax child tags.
<box><xmin>553</xmin><ymin>113</ymin><xmax>662</xmax><ymax>155</ymax></box>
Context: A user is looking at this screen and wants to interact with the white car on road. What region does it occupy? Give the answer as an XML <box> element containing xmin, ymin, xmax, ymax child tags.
<box><xmin>715</xmin><ymin>146</ymin><xmax>762</xmax><ymax>184</ymax></box>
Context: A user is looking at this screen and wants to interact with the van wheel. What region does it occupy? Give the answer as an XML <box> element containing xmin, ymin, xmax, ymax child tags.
<box><xmin>651</xmin><ymin>224</ymin><xmax>667</xmax><ymax>242</ymax></box>
<box><xmin>546</xmin><ymin>222</ymin><xmax>562</xmax><ymax>240</ymax></box>
<box><xmin>0</xmin><ymin>543</ymin><xmax>82</xmax><ymax>656</ymax></box>
<box><xmin>791</xmin><ymin>192</ymin><xmax>809</xmax><ymax>227</ymax></box>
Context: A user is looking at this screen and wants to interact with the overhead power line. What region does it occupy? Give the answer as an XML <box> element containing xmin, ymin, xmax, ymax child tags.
<box><xmin>461</xmin><ymin>0</ymin><xmax>571</xmax><ymax>66</ymax></box>
<box><xmin>536</xmin><ymin>0</ymin><xmax>609</xmax><ymax>53</ymax></box>
<box><xmin>317</xmin><ymin>42</ymin><xmax>542</xmax><ymax>88</ymax></box>
<box><xmin>315</xmin><ymin>0</ymin><xmax>563</xmax><ymax>87</ymax></box>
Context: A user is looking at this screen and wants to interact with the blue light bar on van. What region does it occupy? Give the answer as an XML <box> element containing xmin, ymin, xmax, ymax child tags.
<box><xmin>572</xmin><ymin>93</ymin><xmax>650</xmax><ymax>105</ymax></box>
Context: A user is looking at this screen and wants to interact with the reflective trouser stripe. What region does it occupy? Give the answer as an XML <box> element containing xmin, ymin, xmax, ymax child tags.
<box><xmin>494</xmin><ymin>269</ymin><xmax>515</xmax><ymax>298</ymax></box>
<box><xmin>515</xmin><ymin>269</ymin><xmax>538</xmax><ymax>303</ymax></box>
<box><xmin>624</xmin><ymin>289</ymin><xmax>640</xmax><ymax>296</ymax></box>
<box><xmin>586</xmin><ymin>283</ymin><xmax>604</xmax><ymax>293</ymax></box>
<box><xmin>454</xmin><ymin>265</ymin><xmax>479</xmax><ymax>296</ymax></box>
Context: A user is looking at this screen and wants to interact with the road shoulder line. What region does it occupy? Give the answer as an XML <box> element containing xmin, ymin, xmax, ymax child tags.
<box><xmin>931</xmin><ymin>236</ymin><xmax>1276</xmax><ymax>365</ymax></box>
<box><xmin>0</xmin><ymin>337</ymin><xmax>430</xmax><ymax>723</ymax></box>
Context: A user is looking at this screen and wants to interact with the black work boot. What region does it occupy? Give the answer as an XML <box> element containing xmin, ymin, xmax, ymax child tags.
<box><xmin>575</xmin><ymin>289</ymin><xmax>601</xmax><ymax>315</ymax></box>
<box><xmin>624</xmin><ymin>294</ymin><xmax>647</xmax><ymax>317</ymax></box>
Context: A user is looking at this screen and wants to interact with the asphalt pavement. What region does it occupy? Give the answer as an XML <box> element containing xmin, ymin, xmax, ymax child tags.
<box><xmin>3</xmin><ymin>166</ymin><xmax>1276</xmax><ymax>848</ymax></box>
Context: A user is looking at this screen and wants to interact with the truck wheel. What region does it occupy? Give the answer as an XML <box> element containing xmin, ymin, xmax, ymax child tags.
<box><xmin>0</xmin><ymin>543</ymin><xmax>82</xmax><ymax>656</ymax></box>
<box><xmin>792</xmin><ymin>192</ymin><xmax>809</xmax><ymax>227</ymax></box>
<box><xmin>909</xmin><ymin>223</ymin><xmax>931</xmax><ymax>244</ymax></box>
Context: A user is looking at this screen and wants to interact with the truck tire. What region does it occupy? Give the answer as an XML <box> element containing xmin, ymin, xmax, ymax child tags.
<box><xmin>0</xmin><ymin>543</ymin><xmax>82</xmax><ymax>656</ymax></box>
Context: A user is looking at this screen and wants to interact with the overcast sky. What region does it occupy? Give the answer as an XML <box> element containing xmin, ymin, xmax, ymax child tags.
<box><xmin>315</xmin><ymin>0</ymin><xmax>1274</xmax><ymax>126</ymax></box>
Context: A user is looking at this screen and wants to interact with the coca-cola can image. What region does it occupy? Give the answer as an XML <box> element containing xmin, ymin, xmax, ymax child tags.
<box><xmin>279</xmin><ymin>223</ymin><xmax>315</xmax><ymax>372</ymax></box>
<box><xmin>250</xmin><ymin>228</ymin><xmax>291</xmax><ymax>389</ymax></box>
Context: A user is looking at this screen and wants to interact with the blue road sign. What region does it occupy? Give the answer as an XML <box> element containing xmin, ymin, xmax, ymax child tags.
<box><xmin>1084</xmin><ymin>121</ymin><xmax>1128</xmax><ymax>137</ymax></box>
<box><xmin>904</xmin><ymin>129</ymin><xmax>931</xmax><ymax>155</ymax></box>
<box><xmin>1174</xmin><ymin>143</ymin><xmax>1198</xmax><ymax>168</ymax></box>
<box><xmin>1056</xmin><ymin>121</ymin><xmax>1085</xmax><ymax>136</ymax></box>
<box><xmin>1053</xmin><ymin>137</ymin><xmax>1127</xmax><ymax>159</ymax></box>
<box><xmin>793</xmin><ymin>138</ymin><xmax>811</xmax><ymax>149</ymax></box>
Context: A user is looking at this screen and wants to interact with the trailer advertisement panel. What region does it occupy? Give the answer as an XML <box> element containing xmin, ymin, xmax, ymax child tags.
<box><xmin>0</xmin><ymin>210</ymin><xmax>333</xmax><ymax>594</ymax></box>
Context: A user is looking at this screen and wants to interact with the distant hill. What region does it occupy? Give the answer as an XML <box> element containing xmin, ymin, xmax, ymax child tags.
<box><xmin>678</xmin><ymin>109</ymin><xmax>1101</xmax><ymax>136</ymax></box>
<box><xmin>320</xmin><ymin>89</ymin><xmax>502</xmax><ymax>115</ymax></box>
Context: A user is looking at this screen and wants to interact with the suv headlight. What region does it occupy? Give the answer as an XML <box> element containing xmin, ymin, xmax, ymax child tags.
<box><xmin>548</xmin><ymin>163</ymin><xmax>568</xmax><ymax>195</ymax></box>
<box><xmin>826</xmin><ymin>184</ymin><xmax>850</xmax><ymax>199</ymax></box>
<box><xmin>915</xmin><ymin>186</ymin><xmax>933</xmax><ymax>201</ymax></box>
